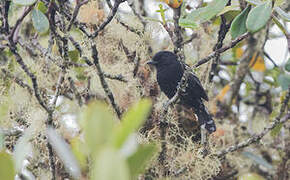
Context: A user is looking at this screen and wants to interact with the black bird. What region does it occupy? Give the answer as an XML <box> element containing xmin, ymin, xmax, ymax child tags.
<box><xmin>147</xmin><ymin>51</ymin><xmax>216</xmax><ymax>133</ymax></box>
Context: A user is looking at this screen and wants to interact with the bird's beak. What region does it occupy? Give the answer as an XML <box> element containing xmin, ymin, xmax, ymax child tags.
<box><xmin>146</xmin><ymin>60</ymin><xmax>157</xmax><ymax>65</ymax></box>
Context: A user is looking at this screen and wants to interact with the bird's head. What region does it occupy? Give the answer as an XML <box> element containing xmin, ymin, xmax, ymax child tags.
<box><xmin>146</xmin><ymin>51</ymin><xmax>179</xmax><ymax>68</ymax></box>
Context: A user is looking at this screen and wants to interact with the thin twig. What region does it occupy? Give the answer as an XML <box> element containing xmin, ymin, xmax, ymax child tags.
<box><xmin>9</xmin><ymin>5</ymin><xmax>34</xmax><ymax>44</ymax></box>
<box><xmin>217</xmin><ymin>89</ymin><xmax>290</xmax><ymax>157</ymax></box>
<box><xmin>90</xmin><ymin>0</ymin><xmax>124</xmax><ymax>38</ymax></box>
<box><xmin>194</xmin><ymin>32</ymin><xmax>249</xmax><ymax>68</ymax></box>
<box><xmin>1</xmin><ymin>69</ymin><xmax>33</xmax><ymax>95</ymax></box>
<box><xmin>67</xmin><ymin>0</ymin><xmax>89</xmax><ymax>31</ymax></box>
<box><xmin>90</xmin><ymin>40</ymin><xmax>122</xmax><ymax>118</ymax></box>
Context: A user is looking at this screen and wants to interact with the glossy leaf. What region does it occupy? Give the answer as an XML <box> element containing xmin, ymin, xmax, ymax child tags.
<box><xmin>230</xmin><ymin>6</ymin><xmax>251</xmax><ymax>39</ymax></box>
<box><xmin>13</xmin><ymin>0</ymin><xmax>36</xmax><ymax>6</ymax></box>
<box><xmin>91</xmin><ymin>147</ymin><xmax>130</xmax><ymax>180</ymax></box>
<box><xmin>113</xmin><ymin>99</ymin><xmax>152</xmax><ymax>148</ymax></box>
<box><xmin>31</xmin><ymin>9</ymin><xmax>49</xmax><ymax>34</ymax></box>
<box><xmin>127</xmin><ymin>144</ymin><xmax>157</xmax><ymax>178</ymax></box>
<box><xmin>246</xmin><ymin>2</ymin><xmax>272</xmax><ymax>33</ymax></box>
<box><xmin>180</xmin><ymin>0</ymin><xmax>229</xmax><ymax>23</ymax></box>
<box><xmin>277</xmin><ymin>74</ymin><xmax>290</xmax><ymax>90</ymax></box>
<box><xmin>47</xmin><ymin>127</ymin><xmax>81</xmax><ymax>179</ymax></box>
<box><xmin>0</xmin><ymin>151</ymin><xmax>15</xmax><ymax>180</ymax></box>
<box><xmin>80</xmin><ymin>101</ymin><xmax>115</xmax><ymax>154</ymax></box>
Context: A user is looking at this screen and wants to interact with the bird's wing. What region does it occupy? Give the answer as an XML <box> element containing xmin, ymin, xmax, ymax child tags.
<box><xmin>187</xmin><ymin>72</ymin><xmax>209</xmax><ymax>101</ymax></box>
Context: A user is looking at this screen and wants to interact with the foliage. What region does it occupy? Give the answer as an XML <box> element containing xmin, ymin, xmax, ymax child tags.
<box><xmin>0</xmin><ymin>0</ymin><xmax>289</xmax><ymax>179</ymax></box>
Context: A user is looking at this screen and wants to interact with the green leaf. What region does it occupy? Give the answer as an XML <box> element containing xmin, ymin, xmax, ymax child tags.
<box><xmin>13</xmin><ymin>0</ymin><xmax>36</xmax><ymax>6</ymax></box>
<box><xmin>37</xmin><ymin>1</ymin><xmax>48</xmax><ymax>14</ymax></box>
<box><xmin>270</xmin><ymin>123</ymin><xmax>283</xmax><ymax>137</ymax></box>
<box><xmin>68</xmin><ymin>50</ymin><xmax>80</xmax><ymax>62</ymax></box>
<box><xmin>113</xmin><ymin>99</ymin><xmax>152</xmax><ymax>149</ymax></box>
<box><xmin>181</xmin><ymin>0</ymin><xmax>229</xmax><ymax>23</ymax></box>
<box><xmin>179</xmin><ymin>18</ymin><xmax>198</xmax><ymax>29</ymax></box>
<box><xmin>230</xmin><ymin>6</ymin><xmax>251</xmax><ymax>39</ymax></box>
<box><xmin>277</xmin><ymin>73</ymin><xmax>290</xmax><ymax>90</ymax></box>
<box><xmin>127</xmin><ymin>144</ymin><xmax>157</xmax><ymax>178</ymax></box>
<box><xmin>274</xmin><ymin>7</ymin><xmax>290</xmax><ymax>22</ymax></box>
<box><xmin>74</xmin><ymin>67</ymin><xmax>87</xmax><ymax>81</ymax></box>
<box><xmin>71</xmin><ymin>137</ymin><xmax>88</xmax><ymax>170</ymax></box>
<box><xmin>285</xmin><ymin>58</ymin><xmax>290</xmax><ymax>72</ymax></box>
<box><xmin>217</xmin><ymin>5</ymin><xmax>240</xmax><ymax>16</ymax></box>
<box><xmin>91</xmin><ymin>147</ymin><xmax>130</xmax><ymax>180</ymax></box>
<box><xmin>0</xmin><ymin>151</ymin><xmax>15</xmax><ymax>180</ymax></box>
<box><xmin>242</xmin><ymin>151</ymin><xmax>273</xmax><ymax>169</ymax></box>
<box><xmin>246</xmin><ymin>2</ymin><xmax>272</xmax><ymax>33</ymax></box>
<box><xmin>31</xmin><ymin>9</ymin><xmax>49</xmax><ymax>34</ymax></box>
<box><xmin>80</xmin><ymin>101</ymin><xmax>115</xmax><ymax>154</ymax></box>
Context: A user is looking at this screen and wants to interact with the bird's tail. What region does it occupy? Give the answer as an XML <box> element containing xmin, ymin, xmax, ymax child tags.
<box><xmin>195</xmin><ymin>103</ymin><xmax>216</xmax><ymax>134</ymax></box>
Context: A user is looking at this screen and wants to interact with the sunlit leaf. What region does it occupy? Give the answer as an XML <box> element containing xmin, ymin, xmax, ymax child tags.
<box><xmin>0</xmin><ymin>151</ymin><xmax>15</xmax><ymax>180</ymax></box>
<box><xmin>246</xmin><ymin>2</ymin><xmax>272</xmax><ymax>33</ymax></box>
<box><xmin>80</xmin><ymin>101</ymin><xmax>115</xmax><ymax>154</ymax></box>
<box><xmin>13</xmin><ymin>0</ymin><xmax>36</xmax><ymax>6</ymax></box>
<box><xmin>277</xmin><ymin>74</ymin><xmax>290</xmax><ymax>90</ymax></box>
<box><xmin>113</xmin><ymin>99</ymin><xmax>152</xmax><ymax>148</ymax></box>
<box><xmin>242</xmin><ymin>151</ymin><xmax>273</xmax><ymax>169</ymax></box>
<box><xmin>216</xmin><ymin>84</ymin><xmax>230</xmax><ymax>102</ymax></box>
<box><xmin>47</xmin><ymin>127</ymin><xmax>81</xmax><ymax>179</ymax></box>
<box><xmin>91</xmin><ymin>147</ymin><xmax>130</xmax><ymax>180</ymax></box>
<box><xmin>31</xmin><ymin>9</ymin><xmax>49</xmax><ymax>34</ymax></box>
<box><xmin>127</xmin><ymin>144</ymin><xmax>157</xmax><ymax>178</ymax></box>
<box><xmin>230</xmin><ymin>6</ymin><xmax>251</xmax><ymax>39</ymax></box>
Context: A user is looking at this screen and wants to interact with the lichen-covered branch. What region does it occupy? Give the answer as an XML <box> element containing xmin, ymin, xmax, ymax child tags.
<box><xmin>217</xmin><ymin>89</ymin><xmax>290</xmax><ymax>157</ymax></box>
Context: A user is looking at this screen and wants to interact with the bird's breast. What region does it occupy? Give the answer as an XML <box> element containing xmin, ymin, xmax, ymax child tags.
<box><xmin>157</xmin><ymin>67</ymin><xmax>183</xmax><ymax>98</ymax></box>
